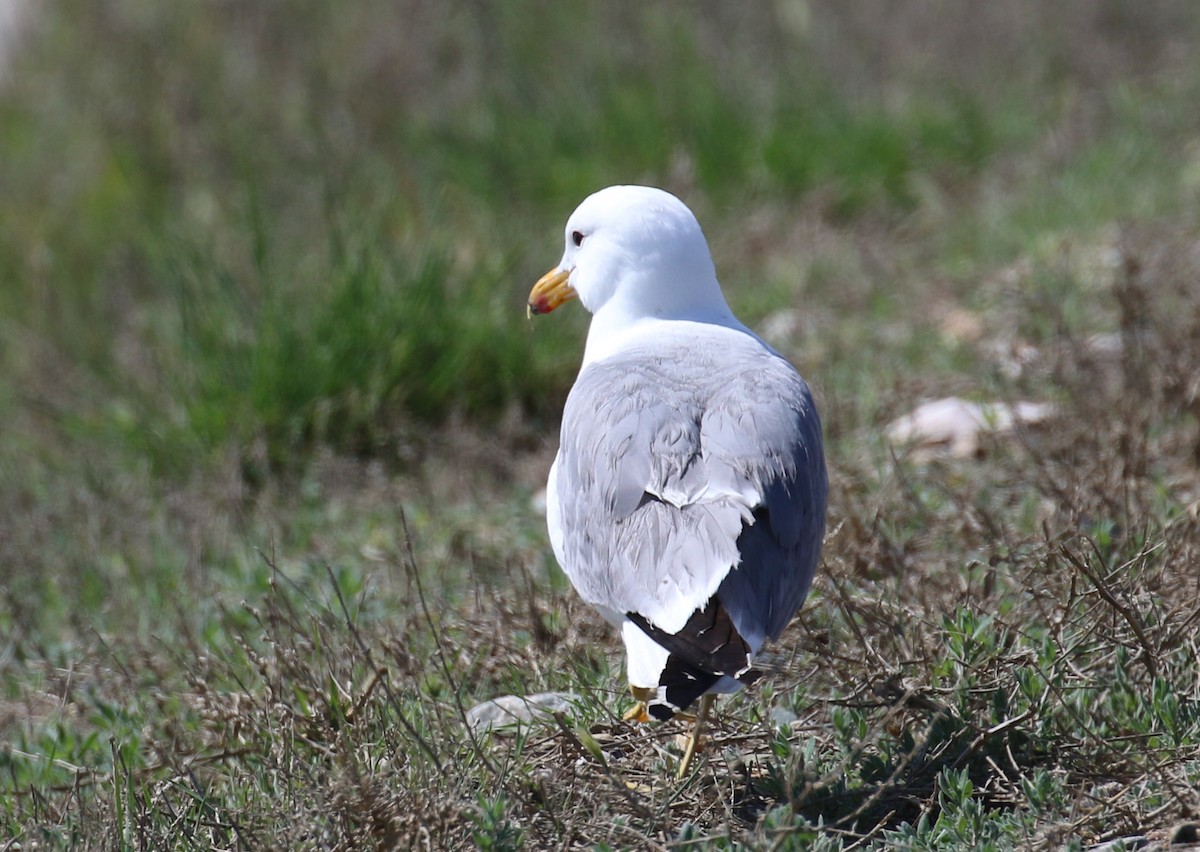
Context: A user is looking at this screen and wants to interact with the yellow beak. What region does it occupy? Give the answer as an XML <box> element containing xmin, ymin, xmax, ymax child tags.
<box><xmin>527</xmin><ymin>267</ymin><xmax>577</xmax><ymax>318</ymax></box>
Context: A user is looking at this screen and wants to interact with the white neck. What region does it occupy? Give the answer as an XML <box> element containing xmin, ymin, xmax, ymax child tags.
<box><xmin>580</xmin><ymin>294</ymin><xmax>745</xmax><ymax>369</ymax></box>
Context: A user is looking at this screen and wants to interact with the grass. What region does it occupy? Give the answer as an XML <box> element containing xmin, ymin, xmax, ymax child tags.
<box><xmin>3</xmin><ymin>0</ymin><xmax>1200</xmax><ymax>848</ymax></box>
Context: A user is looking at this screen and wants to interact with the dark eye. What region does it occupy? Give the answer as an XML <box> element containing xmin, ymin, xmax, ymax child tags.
<box><xmin>571</xmin><ymin>229</ymin><xmax>584</xmax><ymax>247</ymax></box>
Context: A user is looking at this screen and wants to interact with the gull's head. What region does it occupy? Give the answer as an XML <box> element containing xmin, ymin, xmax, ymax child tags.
<box><xmin>528</xmin><ymin>185</ymin><xmax>730</xmax><ymax>324</ymax></box>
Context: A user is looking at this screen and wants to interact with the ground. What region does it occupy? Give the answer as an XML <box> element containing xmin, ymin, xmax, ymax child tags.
<box><xmin>1</xmin><ymin>1</ymin><xmax>1199</xmax><ymax>849</ymax></box>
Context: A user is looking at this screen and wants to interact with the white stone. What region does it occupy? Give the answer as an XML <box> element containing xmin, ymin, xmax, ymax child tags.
<box><xmin>886</xmin><ymin>397</ymin><xmax>1055</xmax><ymax>460</ymax></box>
<box><xmin>769</xmin><ymin>707</ymin><xmax>799</xmax><ymax>728</ymax></box>
<box><xmin>465</xmin><ymin>692</ymin><xmax>582</xmax><ymax>735</ymax></box>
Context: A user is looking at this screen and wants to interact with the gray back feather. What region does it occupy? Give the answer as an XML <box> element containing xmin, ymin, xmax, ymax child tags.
<box><xmin>554</xmin><ymin>328</ymin><xmax>827</xmax><ymax>642</ymax></box>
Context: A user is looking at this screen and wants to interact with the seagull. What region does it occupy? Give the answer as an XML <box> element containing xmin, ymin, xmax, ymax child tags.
<box><xmin>527</xmin><ymin>186</ymin><xmax>827</xmax><ymax>777</ymax></box>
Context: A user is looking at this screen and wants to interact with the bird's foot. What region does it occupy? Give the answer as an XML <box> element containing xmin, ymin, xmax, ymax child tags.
<box><xmin>623</xmin><ymin>685</ymin><xmax>656</xmax><ymax>723</ymax></box>
<box><xmin>623</xmin><ymin>685</ymin><xmax>701</xmax><ymax>724</ymax></box>
<box><xmin>622</xmin><ymin>701</ymin><xmax>651</xmax><ymax>723</ymax></box>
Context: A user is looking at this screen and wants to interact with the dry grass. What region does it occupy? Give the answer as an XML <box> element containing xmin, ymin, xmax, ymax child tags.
<box><xmin>5</xmin><ymin>226</ymin><xmax>1198</xmax><ymax>849</ymax></box>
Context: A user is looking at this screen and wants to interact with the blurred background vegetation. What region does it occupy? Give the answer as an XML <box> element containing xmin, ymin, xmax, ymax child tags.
<box><xmin>2</xmin><ymin>1</ymin><xmax>1199</xmax><ymax>846</ymax></box>
<box><xmin>2</xmin><ymin>0</ymin><xmax>1198</xmax><ymax>667</ymax></box>
<box><xmin>5</xmin><ymin>0</ymin><xmax>1194</xmax><ymax>475</ymax></box>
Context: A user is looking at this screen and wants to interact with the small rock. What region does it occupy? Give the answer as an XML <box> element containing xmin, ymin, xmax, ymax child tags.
<box><xmin>1087</xmin><ymin>837</ymin><xmax>1149</xmax><ymax>852</ymax></box>
<box><xmin>465</xmin><ymin>692</ymin><xmax>581</xmax><ymax>735</ymax></box>
<box><xmin>886</xmin><ymin>397</ymin><xmax>1055</xmax><ymax>461</ymax></box>
<box><xmin>769</xmin><ymin>707</ymin><xmax>799</xmax><ymax>729</ymax></box>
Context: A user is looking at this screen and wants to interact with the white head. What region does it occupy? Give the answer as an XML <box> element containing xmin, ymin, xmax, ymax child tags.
<box><xmin>528</xmin><ymin>186</ymin><xmax>734</xmax><ymax>326</ymax></box>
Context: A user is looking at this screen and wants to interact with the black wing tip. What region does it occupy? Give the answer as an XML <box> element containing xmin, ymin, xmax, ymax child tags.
<box><xmin>627</xmin><ymin>596</ymin><xmax>762</xmax><ymax>719</ymax></box>
<box><xmin>645</xmin><ymin>654</ymin><xmax>720</xmax><ymax>720</ymax></box>
<box><xmin>627</xmin><ymin>595</ymin><xmax>754</xmax><ymax>679</ymax></box>
<box><xmin>643</xmin><ymin>656</ymin><xmax>764</xmax><ymax>721</ymax></box>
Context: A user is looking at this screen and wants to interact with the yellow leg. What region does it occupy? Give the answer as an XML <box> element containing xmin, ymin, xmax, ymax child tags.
<box><xmin>623</xmin><ymin>685</ymin><xmax>654</xmax><ymax>723</ymax></box>
<box><xmin>676</xmin><ymin>693</ymin><xmax>715</xmax><ymax>779</ymax></box>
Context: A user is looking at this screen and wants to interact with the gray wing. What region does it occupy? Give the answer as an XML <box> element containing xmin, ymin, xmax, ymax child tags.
<box><xmin>551</xmin><ymin>332</ymin><xmax>827</xmax><ymax>645</ymax></box>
